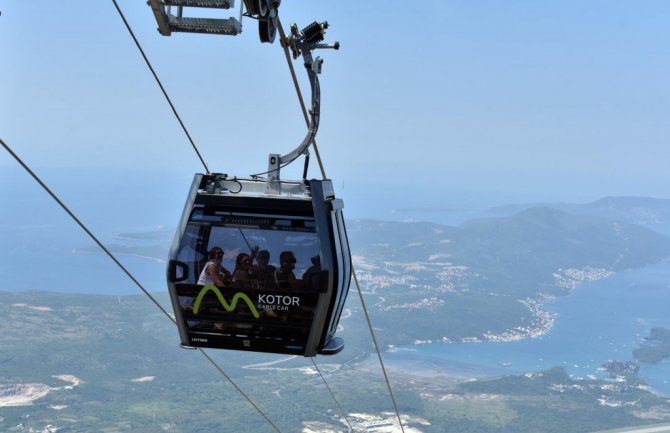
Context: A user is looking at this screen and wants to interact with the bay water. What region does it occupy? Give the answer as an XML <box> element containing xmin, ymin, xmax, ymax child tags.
<box><xmin>392</xmin><ymin>259</ymin><xmax>670</xmax><ymax>394</ymax></box>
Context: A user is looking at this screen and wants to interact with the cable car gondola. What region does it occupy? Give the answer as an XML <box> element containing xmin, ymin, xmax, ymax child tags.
<box><xmin>156</xmin><ymin>12</ymin><xmax>351</xmax><ymax>356</ymax></box>
<box><xmin>167</xmin><ymin>175</ymin><xmax>351</xmax><ymax>356</ymax></box>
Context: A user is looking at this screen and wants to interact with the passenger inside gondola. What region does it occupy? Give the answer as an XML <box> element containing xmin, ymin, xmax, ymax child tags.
<box><xmin>196</xmin><ymin>246</ymin><xmax>231</xmax><ymax>287</ymax></box>
<box><xmin>302</xmin><ymin>255</ymin><xmax>322</xmax><ymax>291</ymax></box>
<box><xmin>253</xmin><ymin>249</ymin><xmax>277</xmax><ymax>289</ymax></box>
<box><xmin>231</xmin><ymin>250</ymin><xmax>256</xmax><ymax>289</ymax></box>
<box><xmin>274</xmin><ymin>250</ymin><xmax>304</xmax><ymax>290</ymax></box>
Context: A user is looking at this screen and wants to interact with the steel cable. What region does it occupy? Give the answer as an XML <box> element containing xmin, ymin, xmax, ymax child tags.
<box><xmin>110</xmin><ymin>0</ymin><xmax>210</xmax><ymax>174</ymax></box>
<box><xmin>275</xmin><ymin>14</ymin><xmax>406</xmax><ymax>432</ymax></box>
<box><xmin>107</xmin><ymin>2</ymin><xmax>292</xmax><ymax>429</ymax></box>
<box><xmin>1</xmin><ymin>140</ymin><xmax>282</xmax><ymax>433</ymax></box>
<box><xmin>310</xmin><ymin>358</ymin><xmax>357</xmax><ymax>433</ymax></box>
<box><xmin>274</xmin><ymin>17</ymin><xmax>371</xmax><ymax>432</ymax></box>
<box><xmin>0</xmin><ymin>138</ymin><xmax>176</xmax><ymax>324</ymax></box>
<box><xmin>199</xmin><ymin>348</ymin><xmax>284</xmax><ymax>433</ymax></box>
<box><xmin>2</xmin><ymin>137</ymin><xmax>283</xmax><ymax>432</ymax></box>
<box><xmin>352</xmin><ymin>269</ymin><xmax>407</xmax><ymax>433</ymax></box>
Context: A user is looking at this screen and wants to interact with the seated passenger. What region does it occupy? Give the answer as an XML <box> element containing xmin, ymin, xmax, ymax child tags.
<box><xmin>231</xmin><ymin>253</ymin><xmax>255</xmax><ymax>289</ymax></box>
<box><xmin>302</xmin><ymin>255</ymin><xmax>322</xmax><ymax>291</ymax></box>
<box><xmin>274</xmin><ymin>250</ymin><xmax>304</xmax><ymax>290</ymax></box>
<box><xmin>197</xmin><ymin>247</ymin><xmax>231</xmax><ymax>287</ymax></box>
<box><xmin>253</xmin><ymin>249</ymin><xmax>277</xmax><ymax>290</ymax></box>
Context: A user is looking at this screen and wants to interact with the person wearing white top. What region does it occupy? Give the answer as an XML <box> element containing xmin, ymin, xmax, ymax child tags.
<box><xmin>197</xmin><ymin>247</ymin><xmax>231</xmax><ymax>287</ymax></box>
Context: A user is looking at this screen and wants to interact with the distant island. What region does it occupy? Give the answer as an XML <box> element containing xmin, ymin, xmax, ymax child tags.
<box><xmin>634</xmin><ymin>327</ymin><xmax>670</xmax><ymax>364</ymax></box>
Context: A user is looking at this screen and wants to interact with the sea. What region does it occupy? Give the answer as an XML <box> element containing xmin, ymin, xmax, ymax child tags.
<box><xmin>389</xmin><ymin>259</ymin><xmax>670</xmax><ymax>395</ymax></box>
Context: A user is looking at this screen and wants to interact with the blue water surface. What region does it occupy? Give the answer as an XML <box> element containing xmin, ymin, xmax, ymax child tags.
<box><xmin>395</xmin><ymin>260</ymin><xmax>670</xmax><ymax>394</ymax></box>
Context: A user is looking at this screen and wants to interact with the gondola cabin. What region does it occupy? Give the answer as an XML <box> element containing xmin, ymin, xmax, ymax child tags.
<box><xmin>167</xmin><ymin>173</ymin><xmax>352</xmax><ymax>356</ymax></box>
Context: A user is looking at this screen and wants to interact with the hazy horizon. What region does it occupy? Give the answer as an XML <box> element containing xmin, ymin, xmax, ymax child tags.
<box><xmin>2</xmin><ymin>1</ymin><xmax>669</xmax><ymax>206</ymax></box>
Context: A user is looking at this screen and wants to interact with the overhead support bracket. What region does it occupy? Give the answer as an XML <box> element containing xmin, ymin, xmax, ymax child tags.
<box><xmin>169</xmin><ymin>17</ymin><xmax>242</xmax><ymax>35</ymax></box>
<box><xmin>163</xmin><ymin>0</ymin><xmax>235</xmax><ymax>8</ymax></box>
<box><xmin>148</xmin><ymin>0</ymin><xmax>242</xmax><ymax>36</ymax></box>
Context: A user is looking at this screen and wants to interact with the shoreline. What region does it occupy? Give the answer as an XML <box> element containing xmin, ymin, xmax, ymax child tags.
<box><xmin>414</xmin><ymin>266</ymin><xmax>617</xmax><ymax>346</ymax></box>
<box><xmin>385</xmin><ymin>263</ymin><xmax>670</xmax><ymax>398</ymax></box>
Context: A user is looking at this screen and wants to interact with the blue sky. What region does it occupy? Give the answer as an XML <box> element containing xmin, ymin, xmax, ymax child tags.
<box><xmin>1</xmin><ymin>1</ymin><xmax>669</xmax><ymax>211</ymax></box>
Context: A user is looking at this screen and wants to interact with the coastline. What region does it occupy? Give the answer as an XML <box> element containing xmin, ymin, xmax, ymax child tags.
<box><xmin>389</xmin><ymin>261</ymin><xmax>670</xmax><ymax>397</ymax></box>
<box><xmin>417</xmin><ymin>266</ymin><xmax>617</xmax><ymax>346</ymax></box>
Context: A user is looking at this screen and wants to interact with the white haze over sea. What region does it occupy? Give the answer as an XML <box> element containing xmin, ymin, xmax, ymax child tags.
<box><xmin>0</xmin><ymin>168</ymin><xmax>501</xmax><ymax>295</ymax></box>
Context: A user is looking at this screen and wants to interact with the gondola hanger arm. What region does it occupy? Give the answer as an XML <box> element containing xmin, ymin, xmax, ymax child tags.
<box><xmin>268</xmin><ymin>21</ymin><xmax>339</xmax><ymax>181</ymax></box>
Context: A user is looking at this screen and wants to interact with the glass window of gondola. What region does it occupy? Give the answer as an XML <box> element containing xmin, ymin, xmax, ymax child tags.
<box><xmin>170</xmin><ymin>211</ymin><xmax>326</xmax><ymax>354</ymax></box>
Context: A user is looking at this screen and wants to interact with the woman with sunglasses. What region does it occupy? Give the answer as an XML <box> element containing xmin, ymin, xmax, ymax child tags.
<box><xmin>231</xmin><ymin>252</ymin><xmax>256</xmax><ymax>290</ymax></box>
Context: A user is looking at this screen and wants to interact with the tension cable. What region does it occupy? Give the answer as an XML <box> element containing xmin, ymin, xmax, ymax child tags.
<box><xmin>111</xmin><ymin>0</ymin><xmax>210</xmax><ymax>174</ymax></box>
<box><xmin>0</xmin><ymin>137</ymin><xmax>283</xmax><ymax>433</ymax></box>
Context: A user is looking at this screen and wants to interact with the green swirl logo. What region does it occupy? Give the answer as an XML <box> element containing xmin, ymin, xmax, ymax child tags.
<box><xmin>193</xmin><ymin>285</ymin><xmax>260</xmax><ymax>319</ymax></box>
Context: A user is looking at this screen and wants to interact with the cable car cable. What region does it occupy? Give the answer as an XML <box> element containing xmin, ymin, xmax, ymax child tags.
<box><xmin>110</xmin><ymin>0</ymin><xmax>210</xmax><ymax>175</ymax></box>
<box><xmin>0</xmin><ymin>138</ymin><xmax>285</xmax><ymax>433</ymax></box>
<box><xmin>273</xmin><ymin>16</ymin><xmax>404</xmax><ymax>430</ymax></box>
<box><xmin>113</xmin><ymin>0</ymin><xmax>284</xmax><ymax>322</ymax></box>
<box><xmin>198</xmin><ymin>348</ymin><xmax>284</xmax><ymax>433</ymax></box>
<box><xmin>310</xmin><ymin>358</ymin><xmax>356</xmax><ymax>433</ymax></box>
<box><xmin>352</xmin><ymin>269</ymin><xmax>407</xmax><ymax>433</ymax></box>
<box><xmin>0</xmin><ymin>138</ymin><xmax>176</xmax><ymax>324</ymax></box>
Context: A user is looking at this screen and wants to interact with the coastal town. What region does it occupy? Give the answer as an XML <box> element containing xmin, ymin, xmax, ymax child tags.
<box><xmin>354</xmin><ymin>252</ymin><xmax>618</xmax><ymax>345</ymax></box>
